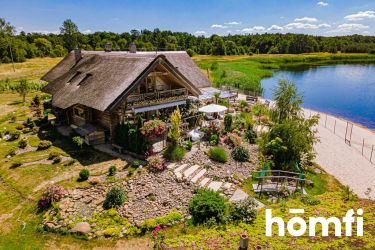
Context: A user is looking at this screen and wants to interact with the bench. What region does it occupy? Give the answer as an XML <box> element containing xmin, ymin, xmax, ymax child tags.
<box><xmin>246</xmin><ymin>95</ymin><xmax>258</xmax><ymax>104</ymax></box>
<box><xmin>112</xmin><ymin>143</ymin><xmax>123</xmax><ymax>153</ymax></box>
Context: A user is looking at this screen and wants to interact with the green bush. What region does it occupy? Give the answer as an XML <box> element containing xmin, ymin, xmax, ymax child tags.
<box><xmin>184</xmin><ymin>140</ymin><xmax>193</xmax><ymax>151</ymax></box>
<box><xmin>103</xmin><ymin>187</ymin><xmax>127</xmax><ymax>209</ymax></box>
<box><xmin>231</xmin><ymin>197</ymin><xmax>257</xmax><ymax>223</ymax></box>
<box><xmin>300</xmin><ymin>195</ymin><xmax>321</xmax><ymax>206</ymax></box>
<box><xmin>11</xmin><ymin>161</ymin><xmax>22</xmax><ymax>168</ymax></box>
<box><xmin>79</xmin><ymin>169</ymin><xmax>90</xmax><ymax>181</ymax></box>
<box><xmin>209</xmin><ymin>134</ymin><xmax>219</xmax><ymax>145</ymax></box>
<box><xmin>188</xmin><ymin>188</ymin><xmax>227</xmax><ymax>224</ymax></box>
<box><xmin>18</xmin><ymin>138</ymin><xmax>27</xmax><ymax>149</ymax></box>
<box><xmin>231</xmin><ymin>146</ymin><xmax>250</xmax><ymax>162</ymax></box>
<box><xmin>48</xmin><ymin>151</ymin><xmax>60</xmax><ymax>160</ymax></box>
<box><xmin>52</xmin><ymin>156</ymin><xmax>61</xmax><ymax>164</ymax></box>
<box><xmin>108</xmin><ymin>165</ymin><xmax>117</xmax><ymax>176</ymax></box>
<box><xmin>224</xmin><ymin>114</ymin><xmax>233</xmax><ymax>132</ymax></box>
<box><xmin>37</xmin><ymin>140</ymin><xmax>52</xmax><ymax>150</ymax></box>
<box><xmin>15</xmin><ymin>124</ymin><xmax>24</xmax><ymax>130</ymax></box>
<box><xmin>163</xmin><ymin>145</ymin><xmax>185</xmax><ymax>161</ymax></box>
<box><xmin>245</xmin><ymin>129</ymin><xmax>257</xmax><ymax>144</ymax></box>
<box><xmin>72</xmin><ymin>136</ymin><xmax>84</xmax><ymax>148</ymax></box>
<box><xmin>7</xmin><ymin>130</ymin><xmax>21</xmax><ymax>141</ymax></box>
<box><xmin>63</xmin><ymin>159</ymin><xmax>76</xmax><ymax>166</ymax></box>
<box><xmin>208</xmin><ymin>147</ymin><xmax>228</xmax><ymax>163</ymax></box>
<box><xmin>141</xmin><ymin>210</ymin><xmax>183</xmax><ymax>231</ymax></box>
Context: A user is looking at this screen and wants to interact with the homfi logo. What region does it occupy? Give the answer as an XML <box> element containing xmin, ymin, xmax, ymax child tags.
<box><xmin>265</xmin><ymin>209</ymin><xmax>363</xmax><ymax>237</ymax></box>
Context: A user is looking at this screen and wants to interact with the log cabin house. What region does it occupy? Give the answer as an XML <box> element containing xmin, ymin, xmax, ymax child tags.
<box><xmin>41</xmin><ymin>47</ymin><xmax>212</xmax><ymax>145</ymax></box>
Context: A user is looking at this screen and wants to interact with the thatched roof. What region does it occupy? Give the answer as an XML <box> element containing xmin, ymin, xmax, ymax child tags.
<box><xmin>42</xmin><ymin>51</ymin><xmax>211</xmax><ymax>111</ymax></box>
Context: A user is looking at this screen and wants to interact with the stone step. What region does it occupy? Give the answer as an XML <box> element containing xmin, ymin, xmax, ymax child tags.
<box><xmin>229</xmin><ymin>189</ymin><xmax>249</xmax><ymax>202</ymax></box>
<box><xmin>222</xmin><ymin>182</ymin><xmax>232</xmax><ymax>190</ymax></box>
<box><xmin>167</xmin><ymin>163</ymin><xmax>177</xmax><ymax>170</ymax></box>
<box><xmin>190</xmin><ymin>169</ymin><xmax>207</xmax><ymax>184</ymax></box>
<box><xmin>174</xmin><ymin>164</ymin><xmax>189</xmax><ymax>174</ymax></box>
<box><xmin>183</xmin><ymin>165</ymin><xmax>200</xmax><ymax>179</ymax></box>
<box><xmin>207</xmin><ymin>181</ymin><xmax>223</xmax><ymax>191</ymax></box>
<box><xmin>199</xmin><ymin>177</ymin><xmax>210</xmax><ymax>187</ymax></box>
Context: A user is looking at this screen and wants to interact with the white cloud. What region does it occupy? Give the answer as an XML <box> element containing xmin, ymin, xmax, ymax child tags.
<box><xmin>211</xmin><ymin>24</ymin><xmax>228</xmax><ymax>28</ymax></box>
<box><xmin>345</xmin><ymin>11</ymin><xmax>375</xmax><ymax>21</ymax></box>
<box><xmin>82</xmin><ymin>29</ymin><xmax>93</xmax><ymax>34</ymax></box>
<box><xmin>336</xmin><ymin>23</ymin><xmax>369</xmax><ymax>31</ymax></box>
<box><xmin>241</xmin><ymin>26</ymin><xmax>266</xmax><ymax>33</ymax></box>
<box><xmin>363</xmin><ymin>31</ymin><xmax>371</xmax><ymax>35</ymax></box>
<box><xmin>31</xmin><ymin>30</ymin><xmax>59</xmax><ymax>34</ymax></box>
<box><xmin>317</xmin><ymin>1</ymin><xmax>328</xmax><ymax>6</ymax></box>
<box><xmin>318</xmin><ymin>23</ymin><xmax>331</xmax><ymax>28</ymax></box>
<box><xmin>224</xmin><ymin>21</ymin><xmax>241</xmax><ymax>25</ymax></box>
<box><xmin>194</xmin><ymin>30</ymin><xmax>207</xmax><ymax>36</ymax></box>
<box><xmin>294</xmin><ymin>17</ymin><xmax>319</xmax><ymax>22</ymax></box>
<box><xmin>328</xmin><ymin>23</ymin><xmax>369</xmax><ymax>33</ymax></box>
<box><xmin>268</xmin><ymin>25</ymin><xmax>284</xmax><ymax>31</ymax></box>
<box><xmin>284</xmin><ymin>22</ymin><xmax>331</xmax><ymax>30</ymax></box>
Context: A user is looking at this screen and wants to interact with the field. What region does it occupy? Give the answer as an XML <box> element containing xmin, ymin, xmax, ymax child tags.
<box><xmin>0</xmin><ymin>56</ymin><xmax>375</xmax><ymax>249</ymax></box>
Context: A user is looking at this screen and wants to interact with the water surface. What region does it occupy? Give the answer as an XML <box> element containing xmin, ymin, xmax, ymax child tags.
<box><xmin>261</xmin><ymin>64</ymin><xmax>375</xmax><ymax>129</ymax></box>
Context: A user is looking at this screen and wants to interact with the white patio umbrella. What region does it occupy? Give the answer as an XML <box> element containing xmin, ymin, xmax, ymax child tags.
<box><xmin>198</xmin><ymin>104</ymin><xmax>228</xmax><ymax>113</ymax></box>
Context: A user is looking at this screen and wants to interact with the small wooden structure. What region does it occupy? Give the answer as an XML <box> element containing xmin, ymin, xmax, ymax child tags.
<box><xmin>253</xmin><ymin>167</ymin><xmax>307</xmax><ymax>194</ymax></box>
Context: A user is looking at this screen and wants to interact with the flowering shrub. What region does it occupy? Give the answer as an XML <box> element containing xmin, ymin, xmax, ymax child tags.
<box><xmin>151</xmin><ymin>225</ymin><xmax>167</xmax><ymax>250</ymax></box>
<box><xmin>147</xmin><ymin>155</ymin><xmax>166</xmax><ymax>171</ymax></box>
<box><xmin>141</xmin><ymin>119</ymin><xmax>167</xmax><ymax>140</ymax></box>
<box><xmin>224</xmin><ymin>133</ymin><xmax>242</xmax><ymax>147</ymax></box>
<box><xmin>38</xmin><ymin>185</ymin><xmax>67</xmax><ymax>210</ymax></box>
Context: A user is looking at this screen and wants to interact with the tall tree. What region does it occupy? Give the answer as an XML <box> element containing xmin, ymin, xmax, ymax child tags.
<box><xmin>60</xmin><ymin>19</ymin><xmax>79</xmax><ymax>51</ymax></box>
<box><xmin>0</xmin><ymin>17</ymin><xmax>15</xmax><ymax>36</ymax></box>
<box><xmin>17</xmin><ymin>79</ymin><xmax>29</xmax><ymax>104</ymax></box>
<box><xmin>272</xmin><ymin>79</ymin><xmax>302</xmax><ymax>122</ymax></box>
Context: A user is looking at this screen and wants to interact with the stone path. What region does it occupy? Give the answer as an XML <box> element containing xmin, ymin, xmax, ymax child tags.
<box><xmin>167</xmin><ymin>163</ymin><xmax>264</xmax><ymax>208</ymax></box>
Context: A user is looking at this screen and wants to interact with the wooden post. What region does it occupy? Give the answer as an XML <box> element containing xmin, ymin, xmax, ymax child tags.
<box><xmin>324</xmin><ymin>114</ymin><xmax>327</xmax><ymax>128</ymax></box>
<box><xmin>371</xmin><ymin>145</ymin><xmax>374</xmax><ymax>164</ymax></box>
<box><xmin>362</xmin><ymin>139</ymin><xmax>365</xmax><ymax>156</ymax></box>
<box><xmin>334</xmin><ymin>120</ymin><xmax>336</xmax><ymax>134</ymax></box>
<box><xmin>239</xmin><ymin>234</ymin><xmax>249</xmax><ymax>250</ymax></box>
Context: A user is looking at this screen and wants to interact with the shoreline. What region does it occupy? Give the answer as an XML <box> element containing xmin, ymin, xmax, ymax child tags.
<box><xmin>252</xmin><ymin>95</ymin><xmax>375</xmax><ymax>199</ymax></box>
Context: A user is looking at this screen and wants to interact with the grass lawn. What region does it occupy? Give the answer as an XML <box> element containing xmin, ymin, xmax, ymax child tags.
<box><xmin>0</xmin><ymin>57</ymin><xmax>62</xmax><ymax>81</ymax></box>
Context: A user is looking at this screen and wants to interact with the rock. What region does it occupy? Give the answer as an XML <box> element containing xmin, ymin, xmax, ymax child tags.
<box><xmin>44</xmin><ymin>222</ymin><xmax>57</xmax><ymax>230</ymax></box>
<box><xmin>70</xmin><ymin>222</ymin><xmax>91</xmax><ymax>234</ymax></box>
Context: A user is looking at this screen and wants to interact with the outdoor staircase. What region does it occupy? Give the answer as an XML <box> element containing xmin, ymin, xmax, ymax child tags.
<box><xmin>167</xmin><ymin>163</ymin><xmax>264</xmax><ymax>208</ymax></box>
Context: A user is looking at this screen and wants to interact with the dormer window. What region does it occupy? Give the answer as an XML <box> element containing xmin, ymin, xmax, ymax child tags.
<box><xmin>67</xmin><ymin>72</ymin><xmax>81</xmax><ymax>84</ymax></box>
<box><xmin>78</xmin><ymin>73</ymin><xmax>92</xmax><ymax>86</ymax></box>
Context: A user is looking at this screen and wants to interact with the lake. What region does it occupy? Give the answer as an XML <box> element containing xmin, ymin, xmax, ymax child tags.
<box><xmin>261</xmin><ymin>64</ymin><xmax>375</xmax><ymax>129</ymax></box>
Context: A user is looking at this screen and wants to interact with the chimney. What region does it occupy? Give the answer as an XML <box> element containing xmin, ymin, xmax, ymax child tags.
<box><xmin>74</xmin><ymin>48</ymin><xmax>81</xmax><ymax>63</ymax></box>
<box><xmin>104</xmin><ymin>42</ymin><xmax>112</xmax><ymax>52</ymax></box>
<box><xmin>129</xmin><ymin>42</ymin><xmax>137</xmax><ymax>53</ymax></box>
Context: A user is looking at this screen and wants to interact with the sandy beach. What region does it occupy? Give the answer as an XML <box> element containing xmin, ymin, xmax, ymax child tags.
<box><xmin>305</xmin><ymin>109</ymin><xmax>375</xmax><ymax>200</ymax></box>
<box><xmin>241</xmin><ymin>94</ymin><xmax>375</xmax><ymax>199</ymax></box>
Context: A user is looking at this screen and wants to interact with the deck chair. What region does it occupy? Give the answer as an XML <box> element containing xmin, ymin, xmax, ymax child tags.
<box><xmin>295</xmin><ymin>162</ymin><xmax>305</xmax><ymax>191</ymax></box>
<box><xmin>256</xmin><ymin>163</ymin><xmax>269</xmax><ymax>191</ymax></box>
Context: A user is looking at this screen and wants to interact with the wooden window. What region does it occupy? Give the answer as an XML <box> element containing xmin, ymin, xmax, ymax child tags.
<box><xmin>78</xmin><ymin>73</ymin><xmax>92</xmax><ymax>86</ymax></box>
<box><xmin>67</xmin><ymin>72</ymin><xmax>81</xmax><ymax>84</ymax></box>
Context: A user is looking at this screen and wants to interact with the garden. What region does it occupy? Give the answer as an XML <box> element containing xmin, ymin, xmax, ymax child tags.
<box><xmin>1</xmin><ymin>69</ymin><xmax>375</xmax><ymax>249</ymax></box>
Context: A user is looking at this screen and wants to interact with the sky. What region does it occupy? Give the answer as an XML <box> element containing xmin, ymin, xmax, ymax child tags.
<box><xmin>2</xmin><ymin>0</ymin><xmax>375</xmax><ymax>36</ymax></box>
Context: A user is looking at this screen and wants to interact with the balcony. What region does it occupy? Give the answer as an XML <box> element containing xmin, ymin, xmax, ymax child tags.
<box><xmin>127</xmin><ymin>88</ymin><xmax>188</xmax><ymax>108</ymax></box>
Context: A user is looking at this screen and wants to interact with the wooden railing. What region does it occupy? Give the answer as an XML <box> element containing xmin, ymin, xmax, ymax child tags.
<box><xmin>127</xmin><ymin>88</ymin><xmax>188</xmax><ymax>104</ymax></box>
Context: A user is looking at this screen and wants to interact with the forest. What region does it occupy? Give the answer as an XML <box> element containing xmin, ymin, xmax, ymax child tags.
<box><xmin>1</xmin><ymin>17</ymin><xmax>375</xmax><ymax>63</ymax></box>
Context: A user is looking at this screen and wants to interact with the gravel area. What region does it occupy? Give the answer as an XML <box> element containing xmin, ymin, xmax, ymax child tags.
<box><xmin>182</xmin><ymin>143</ymin><xmax>258</xmax><ymax>181</ymax></box>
